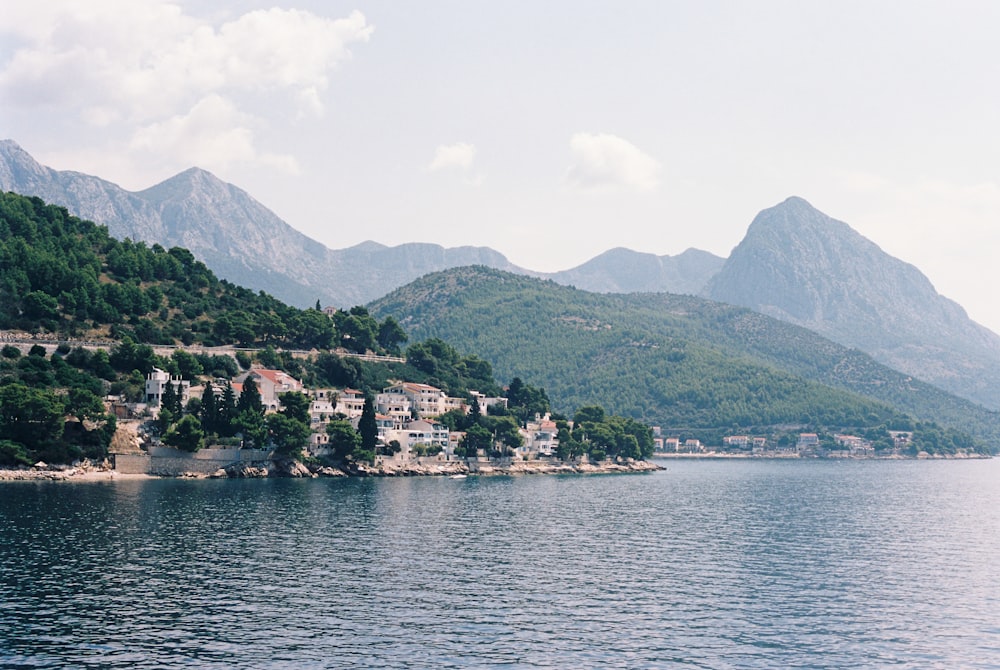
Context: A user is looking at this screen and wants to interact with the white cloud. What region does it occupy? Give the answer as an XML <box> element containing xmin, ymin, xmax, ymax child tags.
<box><xmin>566</xmin><ymin>132</ymin><xmax>661</xmax><ymax>193</ymax></box>
<box><xmin>130</xmin><ymin>94</ymin><xmax>300</xmax><ymax>175</ymax></box>
<box><xmin>428</xmin><ymin>142</ymin><xmax>477</xmax><ymax>171</ymax></box>
<box><xmin>0</xmin><ymin>1</ymin><xmax>371</xmax><ymax>171</ymax></box>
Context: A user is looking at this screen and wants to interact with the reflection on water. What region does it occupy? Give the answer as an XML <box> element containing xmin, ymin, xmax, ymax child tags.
<box><xmin>2</xmin><ymin>460</ymin><xmax>999</xmax><ymax>668</ymax></box>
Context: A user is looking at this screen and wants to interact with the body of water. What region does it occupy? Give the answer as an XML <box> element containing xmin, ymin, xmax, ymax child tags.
<box><xmin>2</xmin><ymin>459</ymin><xmax>999</xmax><ymax>668</ymax></box>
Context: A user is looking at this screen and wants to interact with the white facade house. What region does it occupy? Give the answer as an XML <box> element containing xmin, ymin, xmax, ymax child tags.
<box><xmin>382</xmin><ymin>382</ymin><xmax>448</xmax><ymax>418</ymax></box>
<box><xmin>335</xmin><ymin>388</ymin><xmax>366</xmax><ymax>419</ymax></box>
<box><xmin>470</xmin><ymin>390</ymin><xmax>509</xmax><ymax>414</ymax></box>
<box><xmin>145</xmin><ymin>368</ymin><xmax>190</xmax><ymax>407</ymax></box>
<box><xmin>383</xmin><ymin>420</ymin><xmax>450</xmax><ymax>459</ymax></box>
<box><xmin>519</xmin><ymin>413</ymin><xmax>560</xmax><ymax>457</ymax></box>
<box><xmin>248</xmin><ymin>369</ymin><xmax>303</xmax><ymax>411</ymax></box>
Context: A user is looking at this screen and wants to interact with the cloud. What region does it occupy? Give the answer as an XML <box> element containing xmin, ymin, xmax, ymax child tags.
<box><xmin>428</xmin><ymin>142</ymin><xmax>477</xmax><ymax>171</ymax></box>
<box><xmin>129</xmin><ymin>94</ymin><xmax>300</xmax><ymax>175</ymax></box>
<box><xmin>566</xmin><ymin>133</ymin><xmax>661</xmax><ymax>193</ymax></box>
<box><xmin>0</xmin><ymin>1</ymin><xmax>371</xmax><ymax>171</ymax></box>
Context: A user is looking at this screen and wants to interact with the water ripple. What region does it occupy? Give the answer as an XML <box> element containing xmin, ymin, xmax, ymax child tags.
<box><xmin>2</xmin><ymin>460</ymin><xmax>999</xmax><ymax>668</ymax></box>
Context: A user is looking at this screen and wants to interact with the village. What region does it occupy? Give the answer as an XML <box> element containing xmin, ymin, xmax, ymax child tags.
<box><xmin>654</xmin><ymin>429</ymin><xmax>918</xmax><ymax>459</ymax></box>
<box><xmin>102</xmin><ymin>365</ymin><xmax>593</xmax><ymax>477</ymax></box>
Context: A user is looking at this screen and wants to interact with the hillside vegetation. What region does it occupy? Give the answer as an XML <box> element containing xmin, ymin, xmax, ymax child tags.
<box><xmin>370</xmin><ymin>266</ymin><xmax>999</xmax><ymax>448</ymax></box>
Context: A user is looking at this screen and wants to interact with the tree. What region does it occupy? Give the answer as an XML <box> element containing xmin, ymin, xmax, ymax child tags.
<box><xmin>163</xmin><ymin>414</ymin><xmax>205</xmax><ymax>452</ymax></box>
<box><xmin>237</xmin><ymin>375</ymin><xmax>263</xmax><ymax>416</ymax></box>
<box><xmin>200</xmin><ymin>385</ymin><xmax>218</xmax><ymax>434</ymax></box>
<box><xmin>326</xmin><ymin>419</ymin><xmax>361</xmax><ymax>460</ymax></box>
<box><xmin>267</xmin><ymin>413</ymin><xmax>311</xmax><ymax>457</ymax></box>
<box><xmin>171</xmin><ymin>349</ymin><xmax>203</xmax><ymax>379</ymax></box>
<box><xmin>279</xmin><ymin>391</ymin><xmax>311</xmax><ymax>425</ymax></box>
<box><xmin>0</xmin><ymin>439</ymin><xmax>31</xmax><ymax>467</ymax></box>
<box><xmin>0</xmin><ymin>384</ymin><xmax>64</xmax><ymax>453</ymax></box>
<box><xmin>218</xmin><ymin>382</ymin><xmax>237</xmax><ymax>436</ymax></box>
<box><xmin>234</xmin><ymin>410</ymin><xmax>268</xmax><ymax>449</ymax></box>
<box><xmin>65</xmin><ymin>388</ymin><xmax>106</xmax><ymax>423</ymax></box>
<box><xmin>460</xmin><ymin>423</ymin><xmax>492</xmax><ymax>458</ymax></box>
<box><xmin>160</xmin><ymin>378</ymin><xmax>182</xmax><ymax>416</ymax></box>
<box><xmin>359</xmin><ymin>395</ymin><xmax>378</xmax><ymax>452</ymax></box>
<box><xmin>377</xmin><ymin>316</ymin><xmax>407</xmax><ymax>354</ymax></box>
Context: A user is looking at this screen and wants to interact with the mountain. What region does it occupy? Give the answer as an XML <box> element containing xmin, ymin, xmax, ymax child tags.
<box><xmin>703</xmin><ymin>197</ymin><xmax>1000</xmax><ymax>409</ymax></box>
<box><xmin>369</xmin><ymin>266</ymin><xmax>1000</xmax><ymax>446</ymax></box>
<box><xmin>6</xmin><ymin>142</ymin><xmax>999</xmax><ymax>410</ymax></box>
<box><xmin>0</xmin><ymin>140</ymin><xmax>724</xmax><ymax>306</ymax></box>
<box><xmin>541</xmin><ymin>247</ymin><xmax>724</xmax><ymax>295</ymax></box>
<box><xmin>0</xmin><ymin>140</ymin><xmax>525</xmax><ymax>309</ymax></box>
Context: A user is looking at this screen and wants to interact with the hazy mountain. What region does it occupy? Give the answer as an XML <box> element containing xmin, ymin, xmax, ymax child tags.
<box><xmin>370</xmin><ymin>266</ymin><xmax>1000</xmax><ymax>446</ymax></box>
<box><xmin>703</xmin><ymin>197</ymin><xmax>1000</xmax><ymax>409</ymax></box>
<box><xmin>6</xmin><ymin>141</ymin><xmax>999</xmax><ymax>410</ymax></box>
<box><xmin>0</xmin><ymin>140</ymin><xmax>525</xmax><ymax>309</ymax></box>
<box><xmin>0</xmin><ymin>140</ymin><xmax>723</xmax><ymax>306</ymax></box>
<box><xmin>540</xmin><ymin>247</ymin><xmax>724</xmax><ymax>295</ymax></box>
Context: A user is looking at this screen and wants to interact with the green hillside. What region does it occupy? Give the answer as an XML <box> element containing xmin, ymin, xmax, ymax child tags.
<box><xmin>0</xmin><ymin>192</ymin><xmax>406</xmax><ymax>355</ymax></box>
<box><xmin>369</xmin><ymin>266</ymin><xmax>999</xmax><ymax>448</ymax></box>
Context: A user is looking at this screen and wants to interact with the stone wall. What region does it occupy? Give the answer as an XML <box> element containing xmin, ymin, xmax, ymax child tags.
<box><xmin>115</xmin><ymin>447</ymin><xmax>272</xmax><ymax>475</ymax></box>
<box><xmin>112</xmin><ymin>453</ymin><xmax>151</xmax><ymax>474</ymax></box>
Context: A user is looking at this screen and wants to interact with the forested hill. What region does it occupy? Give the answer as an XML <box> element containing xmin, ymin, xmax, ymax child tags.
<box><xmin>369</xmin><ymin>266</ymin><xmax>1000</xmax><ymax>447</ymax></box>
<box><xmin>0</xmin><ymin>191</ymin><xmax>407</xmax><ymax>354</ymax></box>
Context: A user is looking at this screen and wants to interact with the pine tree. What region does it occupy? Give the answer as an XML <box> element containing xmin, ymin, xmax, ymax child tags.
<box><xmin>359</xmin><ymin>394</ymin><xmax>378</xmax><ymax>452</ymax></box>
<box><xmin>160</xmin><ymin>378</ymin><xmax>178</xmax><ymax>416</ymax></box>
<box><xmin>219</xmin><ymin>382</ymin><xmax>237</xmax><ymax>437</ymax></box>
<box><xmin>200</xmin><ymin>385</ymin><xmax>218</xmax><ymax>434</ymax></box>
<box><xmin>237</xmin><ymin>375</ymin><xmax>263</xmax><ymax>416</ymax></box>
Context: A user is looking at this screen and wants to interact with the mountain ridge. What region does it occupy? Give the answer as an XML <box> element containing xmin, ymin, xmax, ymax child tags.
<box><xmin>703</xmin><ymin>196</ymin><xmax>1000</xmax><ymax>409</ymax></box>
<box><xmin>0</xmin><ymin>139</ymin><xmax>718</xmax><ymax>305</ymax></box>
<box><xmin>5</xmin><ymin>140</ymin><xmax>999</xmax><ymax>409</ymax></box>
<box><xmin>368</xmin><ymin>265</ymin><xmax>1000</xmax><ymax>446</ymax></box>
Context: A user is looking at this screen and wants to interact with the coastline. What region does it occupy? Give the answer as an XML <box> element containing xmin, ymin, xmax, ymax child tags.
<box><xmin>0</xmin><ymin>458</ymin><xmax>664</xmax><ymax>481</ymax></box>
<box><xmin>0</xmin><ymin>467</ymin><xmax>154</xmax><ymax>481</ymax></box>
<box><xmin>651</xmin><ymin>451</ymin><xmax>992</xmax><ymax>460</ymax></box>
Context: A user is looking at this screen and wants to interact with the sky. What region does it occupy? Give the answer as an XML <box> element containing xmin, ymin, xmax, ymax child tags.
<box><xmin>2</xmin><ymin>1</ymin><xmax>999</xmax><ymax>332</ymax></box>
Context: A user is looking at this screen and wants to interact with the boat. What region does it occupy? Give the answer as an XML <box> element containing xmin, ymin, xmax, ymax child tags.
<box><xmin>449</xmin><ymin>474</ymin><xmax>467</xmax><ymax>479</ymax></box>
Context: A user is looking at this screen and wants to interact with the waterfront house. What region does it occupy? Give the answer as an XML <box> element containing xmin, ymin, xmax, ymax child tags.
<box><xmin>145</xmin><ymin>367</ymin><xmax>190</xmax><ymax>408</ymax></box>
<box><xmin>248</xmin><ymin>368</ymin><xmax>303</xmax><ymax>411</ymax></box>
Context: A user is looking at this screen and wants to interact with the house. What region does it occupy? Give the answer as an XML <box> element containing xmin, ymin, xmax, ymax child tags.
<box><xmin>835</xmin><ymin>434</ymin><xmax>874</xmax><ymax>456</ymax></box>
<box><xmin>663</xmin><ymin>437</ymin><xmax>681</xmax><ymax>452</ymax></box>
<box><xmin>335</xmin><ymin>388</ymin><xmax>366</xmax><ymax>418</ymax></box>
<box><xmin>520</xmin><ymin>413</ymin><xmax>560</xmax><ymax>457</ymax></box>
<box><xmin>723</xmin><ymin>435</ymin><xmax>751</xmax><ymax>450</ymax></box>
<box><xmin>145</xmin><ymin>368</ymin><xmax>190</xmax><ymax>408</ymax></box>
<box><xmin>308</xmin><ymin>395</ymin><xmax>337</xmax><ymax>428</ymax></box>
<box><xmin>469</xmin><ymin>390</ymin><xmax>509</xmax><ymax>414</ymax></box>
<box><xmin>889</xmin><ymin>431</ymin><xmax>913</xmax><ymax>449</ymax></box>
<box><xmin>383</xmin><ymin>419</ymin><xmax>450</xmax><ymax>459</ymax></box>
<box><xmin>375</xmin><ymin>391</ymin><xmax>412</xmax><ymax>427</ymax></box>
<box><xmin>682</xmin><ymin>439</ymin><xmax>703</xmax><ymax>453</ymax></box>
<box><xmin>248</xmin><ymin>369</ymin><xmax>303</xmax><ymax>411</ymax></box>
<box><xmin>382</xmin><ymin>382</ymin><xmax>448</xmax><ymax>417</ymax></box>
<box><xmin>796</xmin><ymin>433</ymin><xmax>820</xmax><ymax>452</ymax></box>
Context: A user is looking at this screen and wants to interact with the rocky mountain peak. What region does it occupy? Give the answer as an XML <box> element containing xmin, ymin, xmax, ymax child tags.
<box><xmin>704</xmin><ymin>197</ymin><xmax>1000</xmax><ymax>408</ymax></box>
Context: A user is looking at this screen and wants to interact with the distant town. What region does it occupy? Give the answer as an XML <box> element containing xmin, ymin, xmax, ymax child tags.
<box><xmin>653</xmin><ymin>429</ymin><xmax>919</xmax><ymax>459</ymax></box>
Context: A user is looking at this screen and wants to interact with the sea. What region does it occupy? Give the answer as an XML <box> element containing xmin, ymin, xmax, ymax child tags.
<box><xmin>1</xmin><ymin>458</ymin><xmax>999</xmax><ymax>669</ymax></box>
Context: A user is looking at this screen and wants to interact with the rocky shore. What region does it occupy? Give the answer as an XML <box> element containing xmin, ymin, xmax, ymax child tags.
<box><xmin>0</xmin><ymin>460</ymin><xmax>148</xmax><ymax>481</ymax></box>
<box><xmin>222</xmin><ymin>457</ymin><xmax>663</xmax><ymax>479</ymax></box>
<box><xmin>2</xmin><ymin>458</ymin><xmax>663</xmax><ymax>480</ymax></box>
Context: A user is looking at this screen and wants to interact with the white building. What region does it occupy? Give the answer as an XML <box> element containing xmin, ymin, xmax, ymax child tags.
<box><xmin>145</xmin><ymin>368</ymin><xmax>190</xmax><ymax>407</ymax></box>
<box><xmin>519</xmin><ymin>413</ymin><xmax>560</xmax><ymax>457</ymax></box>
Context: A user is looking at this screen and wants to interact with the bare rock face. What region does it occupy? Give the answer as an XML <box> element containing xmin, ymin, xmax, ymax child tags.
<box><xmin>703</xmin><ymin>197</ymin><xmax>1000</xmax><ymax>409</ymax></box>
<box><xmin>542</xmin><ymin>247</ymin><xmax>724</xmax><ymax>296</ymax></box>
<box><xmin>271</xmin><ymin>459</ymin><xmax>316</xmax><ymax>478</ymax></box>
<box><xmin>0</xmin><ymin>140</ymin><xmax>525</xmax><ymax>309</ymax></box>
